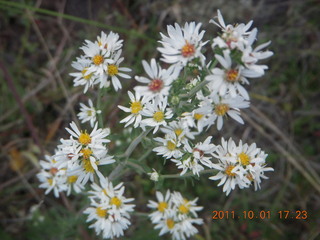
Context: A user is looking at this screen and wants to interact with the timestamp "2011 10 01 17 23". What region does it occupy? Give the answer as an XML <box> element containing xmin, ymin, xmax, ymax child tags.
<box><xmin>212</xmin><ymin>210</ymin><xmax>308</xmax><ymax>220</ymax></box>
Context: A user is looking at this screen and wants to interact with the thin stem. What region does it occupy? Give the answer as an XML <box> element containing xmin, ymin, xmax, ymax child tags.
<box><xmin>119</xmin><ymin>128</ymin><xmax>152</xmax><ymax>159</ymax></box>
<box><xmin>178</xmin><ymin>79</ymin><xmax>209</xmax><ymax>99</ymax></box>
<box><xmin>161</xmin><ymin>169</ymin><xmax>217</xmax><ymax>179</ymax></box>
<box><xmin>97</xmin><ymin>88</ymin><xmax>104</xmax><ymax>128</ymax></box>
<box><xmin>109</xmin><ymin>128</ymin><xmax>152</xmax><ymax>180</ymax></box>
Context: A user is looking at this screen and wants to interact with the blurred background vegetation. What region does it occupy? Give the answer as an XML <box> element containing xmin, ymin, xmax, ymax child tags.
<box><xmin>0</xmin><ymin>0</ymin><xmax>319</xmax><ymax>239</ymax></box>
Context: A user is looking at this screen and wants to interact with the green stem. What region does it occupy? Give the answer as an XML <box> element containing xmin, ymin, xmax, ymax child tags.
<box><xmin>109</xmin><ymin>128</ymin><xmax>152</xmax><ymax>180</ymax></box>
<box><xmin>178</xmin><ymin>79</ymin><xmax>209</xmax><ymax>99</ymax></box>
<box><xmin>97</xmin><ymin>88</ymin><xmax>104</xmax><ymax>128</ymax></box>
<box><xmin>160</xmin><ymin>169</ymin><xmax>217</xmax><ymax>179</ymax></box>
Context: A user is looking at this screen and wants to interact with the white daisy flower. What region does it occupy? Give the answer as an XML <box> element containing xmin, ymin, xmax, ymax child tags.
<box><xmin>170</xmin><ymin>191</ymin><xmax>203</xmax><ymax>220</ymax></box>
<box><xmin>148</xmin><ymin>190</ymin><xmax>203</xmax><ymax>240</ymax></box>
<box><xmin>37</xmin><ymin>155</ymin><xmax>68</xmax><ymax>198</ymax></box>
<box><xmin>134</xmin><ymin>58</ymin><xmax>180</xmax><ymax>100</ymax></box>
<box><xmin>158</xmin><ymin>22</ymin><xmax>207</xmax><ymax>67</ymax></box>
<box><xmin>97</xmin><ymin>31</ymin><xmax>123</xmax><ymax>54</ymax></box>
<box><xmin>153</xmin><ymin>131</ymin><xmax>183</xmax><ymax>159</ymax></box>
<box><xmin>55</xmin><ymin>122</ymin><xmax>114</xmax><ymax>185</ymax></box>
<box><xmin>229</xmin><ymin>140</ymin><xmax>274</xmax><ymax>191</ymax></box>
<box><xmin>209</xmin><ymin>138</ymin><xmax>252</xmax><ymax>195</ymax></box>
<box><xmin>207</xmin><ymin>94</ymin><xmax>250</xmax><ymax>130</ymax></box>
<box><xmin>190</xmin><ymin>136</ymin><xmax>216</xmax><ymax>168</ymax></box>
<box><xmin>105</xmin><ymin>49</ymin><xmax>131</xmax><ymax>91</ymax></box>
<box><xmin>77</xmin><ymin>99</ymin><xmax>101</xmax><ymax>127</ymax></box>
<box><xmin>118</xmin><ymin>91</ymin><xmax>146</xmax><ymax>128</ymax></box>
<box><xmin>171</xmin><ymin>154</ymin><xmax>205</xmax><ymax>177</ymax></box>
<box><xmin>80</xmin><ymin>40</ymin><xmax>113</xmax><ymax>84</ymax></box>
<box><xmin>65</xmin><ymin>174</ymin><xmax>84</xmax><ymax>196</ymax></box>
<box><xmin>161</xmin><ymin>120</ymin><xmax>196</xmax><ymax>144</ymax></box>
<box><xmin>84</xmin><ymin>177</ymin><xmax>135</xmax><ymax>239</ymax></box>
<box><xmin>181</xmin><ymin>105</ymin><xmax>211</xmax><ymax>133</ymax></box>
<box><xmin>147</xmin><ymin>190</ymin><xmax>172</xmax><ymax>224</ymax></box>
<box><xmin>141</xmin><ymin>98</ymin><xmax>173</xmax><ymax>134</ymax></box>
<box><xmin>70</xmin><ymin>56</ymin><xmax>98</xmax><ymax>93</ymax></box>
<box><xmin>210</xmin><ymin>9</ymin><xmax>254</xmax><ymax>49</ymax></box>
<box><xmin>241</xmin><ymin>40</ymin><xmax>274</xmax><ymax>76</ymax></box>
<box><xmin>206</xmin><ymin>49</ymin><xmax>259</xmax><ymax>100</ymax></box>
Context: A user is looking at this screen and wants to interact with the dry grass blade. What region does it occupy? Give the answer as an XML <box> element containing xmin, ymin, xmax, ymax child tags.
<box><xmin>250</xmin><ymin>105</ymin><xmax>320</xmax><ymax>185</ymax></box>
<box><xmin>242</xmin><ymin>111</ymin><xmax>320</xmax><ymax>194</ymax></box>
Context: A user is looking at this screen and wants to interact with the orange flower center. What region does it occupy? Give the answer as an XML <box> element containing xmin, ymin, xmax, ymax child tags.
<box><xmin>226</xmin><ymin>69</ymin><xmax>239</xmax><ymax>82</ymax></box>
<box><xmin>148</xmin><ymin>79</ymin><xmax>163</xmax><ymax>92</ymax></box>
<box><xmin>181</xmin><ymin>41</ymin><xmax>195</xmax><ymax>58</ymax></box>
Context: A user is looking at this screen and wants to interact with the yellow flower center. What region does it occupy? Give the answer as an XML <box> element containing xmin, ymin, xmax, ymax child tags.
<box><xmin>226</xmin><ymin>69</ymin><xmax>239</xmax><ymax>82</ymax></box>
<box><xmin>92</xmin><ymin>54</ymin><xmax>104</xmax><ymax>65</ymax></box>
<box><xmin>178</xmin><ymin>204</ymin><xmax>190</xmax><ymax>214</ymax></box>
<box><xmin>87</xmin><ymin>110</ymin><xmax>93</xmax><ymax>116</ymax></box>
<box><xmin>83</xmin><ymin>159</ymin><xmax>95</xmax><ymax>173</ymax></box>
<box><xmin>181</xmin><ymin>41</ymin><xmax>195</xmax><ymax>58</ymax></box>
<box><xmin>110</xmin><ymin>196</ymin><xmax>122</xmax><ymax>208</ymax></box>
<box><xmin>81</xmin><ymin>68</ymin><xmax>93</xmax><ymax>80</ymax></box>
<box><xmin>157</xmin><ymin>202</ymin><xmax>168</xmax><ymax>213</ymax></box>
<box><xmin>167</xmin><ymin>141</ymin><xmax>176</xmax><ymax>151</ymax></box>
<box><xmin>47</xmin><ymin>178</ymin><xmax>53</xmax><ymax>186</ymax></box>
<box><xmin>96</xmin><ymin>207</ymin><xmax>108</xmax><ymax>218</ymax></box>
<box><xmin>107</xmin><ymin>64</ymin><xmax>118</xmax><ymax>76</ymax></box>
<box><xmin>130</xmin><ymin>101</ymin><xmax>142</xmax><ymax>114</ymax></box>
<box><xmin>67</xmin><ymin>175</ymin><xmax>78</xmax><ymax>183</ymax></box>
<box><xmin>153</xmin><ymin>111</ymin><xmax>164</xmax><ymax>122</ymax></box>
<box><xmin>81</xmin><ymin>148</ymin><xmax>93</xmax><ymax>159</ymax></box>
<box><xmin>174</xmin><ymin>128</ymin><xmax>183</xmax><ymax>137</ymax></box>
<box><xmin>214</xmin><ymin>104</ymin><xmax>230</xmax><ymax>116</ymax></box>
<box><xmin>166</xmin><ymin>218</ymin><xmax>175</xmax><ymax>229</ymax></box>
<box><xmin>238</xmin><ymin>152</ymin><xmax>250</xmax><ymax>166</ymax></box>
<box><xmin>225</xmin><ymin>165</ymin><xmax>236</xmax><ymax>177</ymax></box>
<box><xmin>194</xmin><ymin>113</ymin><xmax>203</xmax><ymax>120</ymax></box>
<box><xmin>78</xmin><ymin>131</ymin><xmax>91</xmax><ymax>145</ymax></box>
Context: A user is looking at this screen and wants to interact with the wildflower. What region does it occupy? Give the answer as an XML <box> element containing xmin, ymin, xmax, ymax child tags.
<box><xmin>37</xmin><ymin>154</ymin><xmax>67</xmax><ymax>197</ymax></box>
<box><xmin>210</xmin><ymin>9</ymin><xmax>254</xmax><ymax>50</ymax></box>
<box><xmin>105</xmin><ymin>49</ymin><xmax>131</xmax><ymax>91</ymax></box>
<box><xmin>153</xmin><ymin>131</ymin><xmax>183</xmax><ymax>159</ymax></box>
<box><xmin>70</xmin><ymin>56</ymin><xmax>98</xmax><ymax>93</ymax></box>
<box><xmin>134</xmin><ymin>58</ymin><xmax>180</xmax><ymax>99</ymax></box>
<box><xmin>141</xmin><ymin>98</ymin><xmax>173</xmax><ymax>134</ymax></box>
<box><xmin>206</xmin><ymin>49</ymin><xmax>259</xmax><ymax>100</ymax></box>
<box><xmin>118</xmin><ymin>91</ymin><xmax>146</xmax><ymax>128</ymax></box>
<box><xmin>148</xmin><ymin>190</ymin><xmax>203</xmax><ymax>240</ymax></box>
<box><xmin>158</xmin><ymin>22</ymin><xmax>208</xmax><ymax>67</ymax></box>
<box><xmin>209</xmin><ymin>138</ymin><xmax>273</xmax><ymax>195</ymax></box>
<box><xmin>207</xmin><ymin>94</ymin><xmax>250</xmax><ymax>130</ymax></box>
<box><xmin>97</xmin><ymin>31</ymin><xmax>123</xmax><ymax>54</ymax></box>
<box><xmin>147</xmin><ymin>190</ymin><xmax>172</xmax><ymax>224</ymax></box>
<box><xmin>80</xmin><ymin>40</ymin><xmax>113</xmax><ymax>84</ymax></box>
<box><xmin>77</xmin><ymin>99</ymin><xmax>101</xmax><ymax>127</ymax></box>
<box><xmin>84</xmin><ymin>177</ymin><xmax>135</xmax><ymax>239</ymax></box>
<box><xmin>55</xmin><ymin>122</ymin><xmax>114</xmax><ymax>185</ymax></box>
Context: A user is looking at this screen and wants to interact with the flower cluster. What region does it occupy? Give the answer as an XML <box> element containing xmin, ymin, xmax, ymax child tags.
<box><xmin>84</xmin><ymin>177</ymin><xmax>135</xmax><ymax>239</ymax></box>
<box><xmin>209</xmin><ymin>138</ymin><xmax>274</xmax><ymax>195</ymax></box>
<box><xmin>37</xmin><ymin>154</ymin><xmax>83</xmax><ymax>197</ymax></box>
<box><xmin>70</xmin><ymin>31</ymin><xmax>131</xmax><ymax>92</ymax></box>
<box><xmin>37</xmin><ymin>9</ymin><xmax>274</xmax><ymax>240</ymax></box>
<box><xmin>148</xmin><ymin>190</ymin><xmax>203</xmax><ymax>240</ymax></box>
